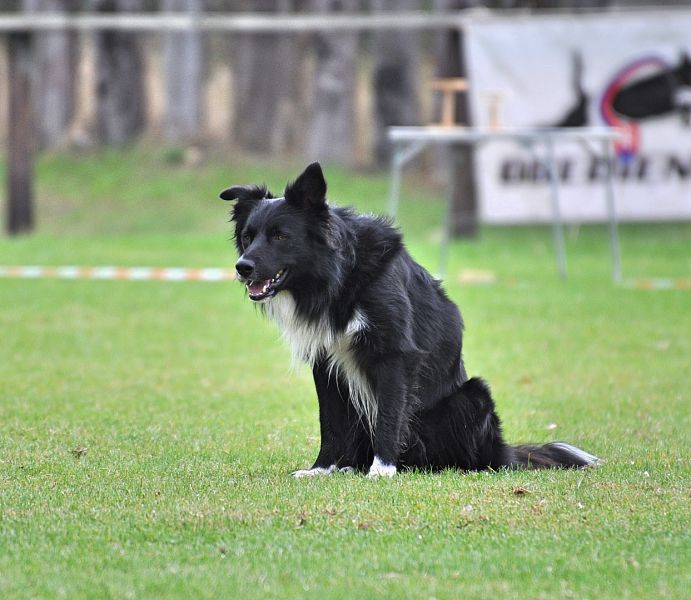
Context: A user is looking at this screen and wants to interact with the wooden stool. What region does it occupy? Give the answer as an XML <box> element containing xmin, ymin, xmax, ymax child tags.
<box><xmin>479</xmin><ymin>90</ymin><xmax>506</xmax><ymax>130</ymax></box>
<box><xmin>429</xmin><ymin>78</ymin><xmax>469</xmax><ymax>127</ymax></box>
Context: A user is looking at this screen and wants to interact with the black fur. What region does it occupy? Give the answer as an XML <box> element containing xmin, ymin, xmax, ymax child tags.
<box><xmin>221</xmin><ymin>163</ymin><xmax>599</xmax><ymax>475</ymax></box>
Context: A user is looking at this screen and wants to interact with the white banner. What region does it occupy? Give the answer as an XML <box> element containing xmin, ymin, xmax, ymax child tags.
<box><xmin>465</xmin><ymin>11</ymin><xmax>691</xmax><ymax>223</ymax></box>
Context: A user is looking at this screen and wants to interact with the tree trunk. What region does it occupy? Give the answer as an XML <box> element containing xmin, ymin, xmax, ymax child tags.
<box><xmin>162</xmin><ymin>0</ymin><xmax>203</xmax><ymax>144</ymax></box>
<box><xmin>232</xmin><ymin>0</ymin><xmax>300</xmax><ymax>154</ymax></box>
<box><xmin>273</xmin><ymin>2</ymin><xmax>310</xmax><ymax>155</ymax></box>
<box><xmin>306</xmin><ymin>0</ymin><xmax>359</xmax><ymax>165</ymax></box>
<box><xmin>434</xmin><ymin>0</ymin><xmax>478</xmax><ymax>237</ymax></box>
<box><xmin>93</xmin><ymin>0</ymin><xmax>147</xmax><ymax>146</ymax></box>
<box><xmin>22</xmin><ymin>0</ymin><xmax>78</xmax><ymax>149</ymax></box>
<box><xmin>370</xmin><ymin>0</ymin><xmax>421</xmax><ymax>167</ymax></box>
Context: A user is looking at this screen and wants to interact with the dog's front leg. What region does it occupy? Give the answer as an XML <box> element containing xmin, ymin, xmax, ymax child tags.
<box><xmin>367</xmin><ymin>356</ymin><xmax>411</xmax><ymax>478</ymax></box>
<box><xmin>292</xmin><ymin>362</ymin><xmax>351</xmax><ymax>478</ymax></box>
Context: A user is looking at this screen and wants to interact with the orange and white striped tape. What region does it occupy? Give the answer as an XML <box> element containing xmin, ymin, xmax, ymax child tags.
<box><xmin>623</xmin><ymin>278</ymin><xmax>690</xmax><ymax>290</ymax></box>
<box><xmin>0</xmin><ymin>267</ymin><xmax>688</xmax><ymax>290</ymax></box>
<box><xmin>0</xmin><ymin>265</ymin><xmax>236</xmax><ymax>282</ymax></box>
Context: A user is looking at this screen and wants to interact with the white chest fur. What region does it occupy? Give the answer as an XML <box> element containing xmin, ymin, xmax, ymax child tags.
<box><xmin>265</xmin><ymin>293</ymin><xmax>377</xmax><ymax>432</ymax></box>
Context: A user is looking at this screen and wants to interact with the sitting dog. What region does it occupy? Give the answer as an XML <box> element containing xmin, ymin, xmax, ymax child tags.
<box><xmin>221</xmin><ymin>162</ymin><xmax>598</xmax><ymax>477</ymax></box>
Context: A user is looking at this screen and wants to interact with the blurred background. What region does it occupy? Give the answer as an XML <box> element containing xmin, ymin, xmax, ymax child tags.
<box><xmin>1</xmin><ymin>1</ymin><xmax>690</xmax><ymax>243</ymax></box>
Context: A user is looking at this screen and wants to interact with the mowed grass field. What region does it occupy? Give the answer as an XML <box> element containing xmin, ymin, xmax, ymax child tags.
<box><xmin>0</xmin><ymin>150</ymin><xmax>689</xmax><ymax>599</ymax></box>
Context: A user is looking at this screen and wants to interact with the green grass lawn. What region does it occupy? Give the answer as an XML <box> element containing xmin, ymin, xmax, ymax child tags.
<box><xmin>0</xmin><ymin>150</ymin><xmax>689</xmax><ymax>599</ymax></box>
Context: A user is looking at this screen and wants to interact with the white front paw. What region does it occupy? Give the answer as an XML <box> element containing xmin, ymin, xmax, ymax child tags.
<box><xmin>292</xmin><ymin>465</ymin><xmax>336</xmax><ymax>478</ymax></box>
<box><xmin>367</xmin><ymin>456</ymin><xmax>397</xmax><ymax>478</ymax></box>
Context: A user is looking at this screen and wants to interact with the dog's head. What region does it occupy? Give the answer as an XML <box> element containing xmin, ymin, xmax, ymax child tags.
<box><xmin>220</xmin><ymin>162</ymin><xmax>330</xmax><ymax>302</ymax></box>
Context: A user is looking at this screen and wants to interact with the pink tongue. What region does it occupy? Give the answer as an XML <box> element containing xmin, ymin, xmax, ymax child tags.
<box><xmin>248</xmin><ymin>280</ymin><xmax>270</xmax><ymax>296</ymax></box>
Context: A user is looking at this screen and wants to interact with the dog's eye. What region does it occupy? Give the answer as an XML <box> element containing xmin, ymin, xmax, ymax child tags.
<box><xmin>241</xmin><ymin>232</ymin><xmax>251</xmax><ymax>247</ymax></box>
<box><xmin>272</xmin><ymin>231</ymin><xmax>287</xmax><ymax>241</ymax></box>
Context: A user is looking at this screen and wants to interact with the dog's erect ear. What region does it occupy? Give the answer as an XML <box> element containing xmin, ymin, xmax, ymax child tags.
<box><xmin>284</xmin><ymin>162</ymin><xmax>327</xmax><ymax>210</ymax></box>
<box><xmin>219</xmin><ymin>184</ymin><xmax>273</xmax><ymax>223</ymax></box>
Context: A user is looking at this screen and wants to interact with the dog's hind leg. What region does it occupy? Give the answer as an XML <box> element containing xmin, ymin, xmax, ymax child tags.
<box><xmin>408</xmin><ymin>378</ymin><xmax>513</xmax><ymax>471</ymax></box>
<box><xmin>409</xmin><ymin>378</ymin><xmax>599</xmax><ymax>471</ymax></box>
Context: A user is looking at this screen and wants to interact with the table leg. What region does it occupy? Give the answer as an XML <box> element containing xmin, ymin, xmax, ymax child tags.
<box><xmin>545</xmin><ymin>137</ymin><xmax>567</xmax><ymax>280</ymax></box>
<box><xmin>387</xmin><ymin>141</ymin><xmax>427</xmax><ymax>219</ymax></box>
<box><xmin>439</xmin><ymin>171</ymin><xmax>455</xmax><ymax>280</ymax></box>
<box><xmin>602</xmin><ymin>139</ymin><xmax>622</xmax><ymax>282</ymax></box>
<box><xmin>387</xmin><ymin>146</ymin><xmax>403</xmax><ymax>219</ymax></box>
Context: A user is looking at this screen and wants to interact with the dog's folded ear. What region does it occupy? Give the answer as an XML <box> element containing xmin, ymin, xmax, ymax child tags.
<box><xmin>220</xmin><ymin>184</ymin><xmax>273</xmax><ymax>224</ymax></box>
<box><xmin>284</xmin><ymin>162</ymin><xmax>327</xmax><ymax>210</ymax></box>
<box><xmin>219</xmin><ymin>185</ymin><xmax>272</xmax><ymax>202</ymax></box>
<box><xmin>219</xmin><ymin>186</ymin><xmax>247</xmax><ymax>201</ymax></box>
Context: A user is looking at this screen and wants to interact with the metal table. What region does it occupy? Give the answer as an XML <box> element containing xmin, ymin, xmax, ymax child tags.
<box><xmin>387</xmin><ymin>126</ymin><xmax>623</xmax><ymax>281</ymax></box>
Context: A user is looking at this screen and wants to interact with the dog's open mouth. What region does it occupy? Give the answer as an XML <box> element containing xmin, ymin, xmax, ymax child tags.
<box><xmin>246</xmin><ymin>269</ymin><xmax>287</xmax><ymax>301</ymax></box>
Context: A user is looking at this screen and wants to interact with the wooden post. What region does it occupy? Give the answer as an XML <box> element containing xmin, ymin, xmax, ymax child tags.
<box><xmin>449</xmin><ymin>141</ymin><xmax>477</xmax><ymax>238</ymax></box>
<box><xmin>307</xmin><ymin>0</ymin><xmax>359</xmax><ymax>165</ymax></box>
<box><xmin>449</xmin><ymin>29</ymin><xmax>477</xmax><ymax>238</ymax></box>
<box><xmin>434</xmin><ymin>0</ymin><xmax>477</xmax><ymax>238</ymax></box>
<box><xmin>371</xmin><ymin>0</ymin><xmax>421</xmax><ymax>167</ymax></box>
<box><xmin>163</xmin><ymin>0</ymin><xmax>203</xmax><ymax>144</ymax></box>
<box><xmin>6</xmin><ymin>31</ymin><xmax>34</xmax><ymax>235</ymax></box>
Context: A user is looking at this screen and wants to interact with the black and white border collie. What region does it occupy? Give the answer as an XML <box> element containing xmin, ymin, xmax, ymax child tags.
<box><xmin>221</xmin><ymin>162</ymin><xmax>599</xmax><ymax>478</ymax></box>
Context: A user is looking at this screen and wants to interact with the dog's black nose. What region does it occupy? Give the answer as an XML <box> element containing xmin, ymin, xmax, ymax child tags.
<box><xmin>235</xmin><ymin>258</ymin><xmax>255</xmax><ymax>279</ymax></box>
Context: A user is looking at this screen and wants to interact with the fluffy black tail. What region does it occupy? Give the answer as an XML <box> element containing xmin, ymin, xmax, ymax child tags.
<box><xmin>408</xmin><ymin>377</ymin><xmax>600</xmax><ymax>471</ymax></box>
<box><xmin>466</xmin><ymin>377</ymin><xmax>600</xmax><ymax>469</ymax></box>
<box><xmin>509</xmin><ymin>442</ymin><xmax>599</xmax><ymax>469</ymax></box>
